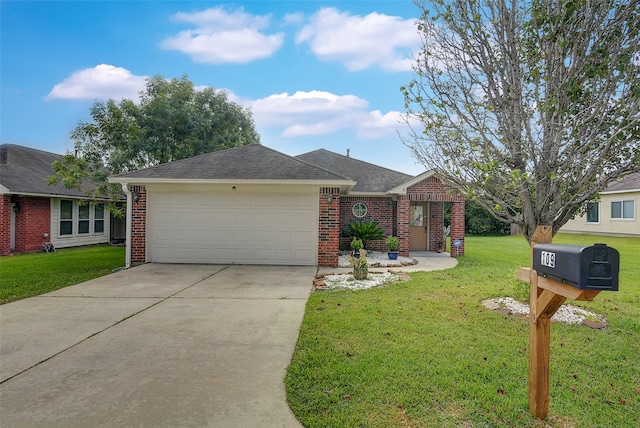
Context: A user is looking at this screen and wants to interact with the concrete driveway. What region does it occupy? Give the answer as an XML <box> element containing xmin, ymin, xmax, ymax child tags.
<box><xmin>0</xmin><ymin>263</ymin><xmax>314</xmax><ymax>428</ymax></box>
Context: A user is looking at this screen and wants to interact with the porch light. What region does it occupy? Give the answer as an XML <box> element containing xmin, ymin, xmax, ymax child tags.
<box><xmin>327</xmin><ymin>194</ymin><xmax>333</xmax><ymax>204</ymax></box>
<box><xmin>132</xmin><ymin>190</ymin><xmax>140</xmax><ymax>203</ymax></box>
<box><xmin>12</xmin><ymin>203</ymin><xmax>20</xmax><ymax>214</ymax></box>
<box><xmin>427</xmin><ymin>193</ymin><xmax>432</xmax><ymax>201</ymax></box>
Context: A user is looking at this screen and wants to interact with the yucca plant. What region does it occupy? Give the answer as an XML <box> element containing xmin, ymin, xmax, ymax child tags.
<box><xmin>340</xmin><ymin>219</ymin><xmax>385</xmax><ymax>249</ymax></box>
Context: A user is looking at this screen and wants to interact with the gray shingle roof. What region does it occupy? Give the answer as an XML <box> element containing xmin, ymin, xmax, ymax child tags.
<box><xmin>111</xmin><ymin>144</ymin><xmax>353</xmax><ymax>182</ymax></box>
<box><xmin>604</xmin><ymin>172</ymin><xmax>640</xmax><ymax>193</ymax></box>
<box><xmin>0</xmin><ymin>144</ymin><xmax>89</xmax><ymax>198</ymax></box>
<box><xmin>295</xmin><ymin>149</ymin><xmax>412</xmax><ymax>193</ymax></box>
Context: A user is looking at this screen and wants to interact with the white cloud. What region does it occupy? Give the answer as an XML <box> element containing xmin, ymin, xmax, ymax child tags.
<box><xmin>161</xmin><ymin>7</ymin><xmax>284</xmax><ymax>64</ymax></box>
<box><xmin>245</xmin><ymin>90</ymin><xmax>407</xmax><ymax>139</ymax></box>
<box><xmin>46</xmin><ymin>64</ymin><xmax>147</xmax><ymax>100</ymax></box>
<box><xmin>282</xmin><ymin>12</ymin><xmax>304</xmax><ymax>26</ymax></box>
<box><xmin>296</xmin><ymin>7</ymin><xmax>419</xmax><ymax>72</ymax></box>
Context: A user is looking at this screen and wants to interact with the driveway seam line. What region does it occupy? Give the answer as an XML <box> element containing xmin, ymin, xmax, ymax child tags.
<box><xmin>0</xmin><ymin>266</ymin><xmax>230</xmax><ymax>386</ymax></box>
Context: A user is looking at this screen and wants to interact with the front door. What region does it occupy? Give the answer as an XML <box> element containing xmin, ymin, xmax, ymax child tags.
<box><xmin>409</xmin><ymin>202</ymin><xmax>428</xmax><ymax>250</ymax></box>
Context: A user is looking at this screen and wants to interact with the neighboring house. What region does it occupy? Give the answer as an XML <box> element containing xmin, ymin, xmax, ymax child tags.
<box><xmin>0</xmin><ymin>144</ymin><xmax>125</xmax><ymax>255</ymax></box>
<box><xmin>561</xmin><ymin>172</ymin><xmax>640</xmax><ymax>237</ymax></box>
<box><xmin>109</xmin><ymin>145</ymin><xmax>465</xmax><ymax>268</ymax></box>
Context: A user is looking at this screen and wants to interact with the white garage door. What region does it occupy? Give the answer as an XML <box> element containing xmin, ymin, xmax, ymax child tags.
<box><xmin>148</xmin><ymin>189</ymin><xmax>318</xmax><ymax>265</ymax></box>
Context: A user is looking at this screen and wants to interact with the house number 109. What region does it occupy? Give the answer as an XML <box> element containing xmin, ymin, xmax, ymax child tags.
<box><xmin>540</xmin><ymin>251</ymin><xmax>556</xmax><ymax>268</ymax></box>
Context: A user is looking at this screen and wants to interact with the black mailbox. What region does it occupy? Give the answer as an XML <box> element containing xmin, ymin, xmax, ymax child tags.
<box><xmin>533</xmin><ymin>243</ymin><xmax>619</xmax><ymax>291</ymax></box>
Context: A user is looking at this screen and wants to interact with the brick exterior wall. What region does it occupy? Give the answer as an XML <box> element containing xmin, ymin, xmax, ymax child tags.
<box><xmin>130</xmin><ymin>185</ymin><xmax>147</xmax><ymax>264</ymax></box>
<box><xmin>428</xmin><ymin>202</ymin><xmax>445</xmax><ymax>252</ymax></box>
<box><xmin>15</xmin><ymin>197</ymin><xmax>50</xmax><ymax>253</ymax></box>
<box><xmin>339</xmin><ymin>196</ymin><xmax>395</xmax><ymax>252</ymax></box>
<box><xmin>450</xmin><ymin>201</ymin><xmax>465</xmax><ymax>256</ymax></box>
<box><xmin>0</xmin><ymin>195</ymin><xmax>11</xmax><ymax>255</ymax></box>
<box><xmin>318</xmin><ymin>187</ymin><xmax>340</xmax><ymax>267</ymax></box>
<box><xmin>405</xmin><ymin>176</ymin><xmax>465</xmax><ymax>257</ymax></box>
<box><xmin>0</xmin><ymin>196</ymin><xmax>51</xmax><ymax>254</ymax></box>
<box><xmin>396</xmin><ymin>197</ymin><xmax>410</xmax><ymax>257</ymax></box>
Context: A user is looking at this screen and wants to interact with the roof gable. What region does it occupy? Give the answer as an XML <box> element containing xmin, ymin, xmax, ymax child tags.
<box><xmin>110</xmin><ymin>144</ymin><xmax>353</xmax><ymax>183</ymax></box>
<box><xmin>295</xmin><ymin>149</ymin><xmax>412</xmax><ymax>193</ymax></box>
<box><xmin>0</xmin><ymin>144</ymin><xmax>89</xmax><ymax>198</ymax></box>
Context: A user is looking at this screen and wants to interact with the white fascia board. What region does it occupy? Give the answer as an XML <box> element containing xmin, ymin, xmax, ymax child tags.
<box><xmin>0</xmin><ymin>189</ymin><xmax>110</xmax><ymax>201</ymax></box>
<box><xmin>601</xmin><ymin>189</ymin><xmax>640</xmax><ymax>195</ymax></box>
<box><xmin>108</xmin><ymin>177</ymin><xmax>355</xmax><ymax>187</ymax></box>
<box><xmin>386</xmin><ymin>170</ymin><xmax>438</xmax><ymax>195</ymax></box>
<box><xmin>345</xmin><ymin>191</ymin><xmax>393</xmax><ymax>197</ymax></box>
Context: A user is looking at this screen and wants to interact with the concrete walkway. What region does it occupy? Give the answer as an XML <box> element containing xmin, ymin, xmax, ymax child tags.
<box><xmin>0</xmin><ymin>264</ymin><xmax>314</xmax><ymax>428</ymax></box>
<box><xmin>316</xmin><ymin>251</ymin><xmax>458</xmax><ymax>275</ymax></box>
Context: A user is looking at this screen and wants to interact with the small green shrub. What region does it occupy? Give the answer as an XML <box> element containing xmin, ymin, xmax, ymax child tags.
<box><xmin>350</xmin><ymin>237</ymin><xmax>364</xmax><ymax>252</ymax></box>
<box><xmin>385</xmin><ymin>236</ymin><xmax>399</xmax><ymax>251</ymax></box>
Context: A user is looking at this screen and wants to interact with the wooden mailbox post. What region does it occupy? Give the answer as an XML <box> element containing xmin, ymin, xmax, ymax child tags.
<box><xmin>516</xmin><ymin>226</ymin><xmax>609</xmax><ymax>419</ymax></box>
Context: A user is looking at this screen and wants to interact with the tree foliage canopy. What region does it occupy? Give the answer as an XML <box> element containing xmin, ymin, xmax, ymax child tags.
<box><xmin>49</xmin><ymin>75</ymin><xmax>260</xmax><ymax>206</ymax></box>
<box><xmin>402</xmin><ymin>0</ymin><xmax>639</xmax><ymax>242</ymax></box>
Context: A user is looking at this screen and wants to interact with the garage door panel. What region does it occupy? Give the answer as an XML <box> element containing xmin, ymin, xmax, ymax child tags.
<box><xmin>150</xmin><ymin>190</ymin><xmax>318</xmax><ymax>265</ymax></box>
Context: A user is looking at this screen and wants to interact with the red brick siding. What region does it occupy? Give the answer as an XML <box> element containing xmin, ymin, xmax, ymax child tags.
<box><xmin>8</xmin><ymin>196</ymin><xmax>51</xmax><ymax>253</ymax></box>
<box><xmin>428</xmin><ymin>202</ymin><xmax>445</xmax><ymax>252</ymax></box>
<box><xmin>0</xmin><ymin>195</ymin><xmax>11</xmax><ymax>255</ymax></box>
<box><xmin>130</xmin><ymin>185</ymin><xmax>147</xmax><ymax>263</ymax></box>
<box><xmin>396</xmin><ymin>197</ymin><xmax>410</xmax><ymax>256</ymax></box>
<box><xmin>406</xmin><ymin>176</ymin><xmax>465</xmax><ymax>257</ymax></box>
<box><xmin>339</xmin><ymin>196</ymin><xmax>395</xmax><ymax>252</ymax></box>
<box><xmin>318</xmin><ymin>187</ymin><xmax>340</xmax><ymax>267</ymax></box>
<box><xmin>450</xmin><ymin>201</ymin><xmax>465</xmax><ymax>256</ymax></box>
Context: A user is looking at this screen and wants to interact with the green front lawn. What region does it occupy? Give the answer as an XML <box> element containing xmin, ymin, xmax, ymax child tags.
<box><xmin>0</xmin><ymin>245</ymin><xmax>126</xmax><ymax>304</ymax></box>
<box><xmin>286</xmin><ymin>234</ymin><xmax>640</xmax><ymax>427</ymax></box>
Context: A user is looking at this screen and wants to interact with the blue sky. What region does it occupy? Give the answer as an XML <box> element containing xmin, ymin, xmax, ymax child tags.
<box><xmin>1</xmin><ymin>0</ymin><xmax>427</xmax><ymax>174</ymax></box>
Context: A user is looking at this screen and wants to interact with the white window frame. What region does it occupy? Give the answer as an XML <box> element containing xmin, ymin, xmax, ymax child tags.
<box><xmin>611</xmin><ymin>199</ymin><xmax>635</xmax><ymax>221</ymax></box>
<box><xmin>352</xmin><ymin>202</ymin><xmax>368</xmax><ymax>218</ymax></box>
<box><xmin>59</xmin><ymin>200</ymin><xmax>74</xmax><ymax>236</ymax></box>
<box><xmin>78</xmin><ymin>204</ymin><xmax>91</xmax><ymax>235</ymax></box>
<box><xmin>94</xmin><ymin>204</ymin><xmax>105</xmax><ymax>234</ymax></box>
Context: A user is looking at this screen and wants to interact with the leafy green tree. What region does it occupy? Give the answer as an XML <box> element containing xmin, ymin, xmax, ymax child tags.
<box><xmin>465</xmin><ymin>201</ymin><xmax>511</xmax><ymax>235</ymax></box>
<box><xmin>402</xmin><ymin>0</ymin><xmax>639</xmax><ymax>242</ymax></box>
<box><xmin>49</xmin><ymin>74</ymin><xmax>260</xmax><ymax>208</ymax></box>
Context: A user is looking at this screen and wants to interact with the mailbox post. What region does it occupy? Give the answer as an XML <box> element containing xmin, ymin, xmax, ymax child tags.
<box><xmin>516</xmin><ymin>226</ymin><xmax>619</xmax><ymax>419</ymax></box>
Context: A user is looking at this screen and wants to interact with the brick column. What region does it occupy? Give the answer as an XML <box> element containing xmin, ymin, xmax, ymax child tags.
<box><xmin>450</xmin><ymin>201</ymin><xmax>465</xmax><ymax>257</ymax></box>
<box><xmin>318</xmin><ymin>187</ymin><xmax>340</xmax><ymax>266</ymax></box>
<box><xmin>130</xmin><ymin>185</ymin><xmax>147</xmax><ymax>264</ymax></box>
<box><xmin>0</xmin><ymin>195</ymin><xmax>11</xmax><ymax>255</ymax></box>
<box><xmin>397</xmin><ymin>197</ymin><xmax>410</xmax><ymax>257</ymax></box>
<box><xmin>428</xmin><ymin>202</ymin><xmax>444</xmax><ymax>252</ymax></box>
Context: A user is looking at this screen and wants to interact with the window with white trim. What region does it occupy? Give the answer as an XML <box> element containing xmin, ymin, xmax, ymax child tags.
<box><xmin>611</xmin><ymin>200</ymin><xmax>634</xmax><ymax>220</ymax></box>
<box><xmin>94</xmin><ymin>204</ymin><xmax>105</xmax><ymax>234</ymax></box>
<box><xmin>78</xmin><ymin>204</ymin><xmax>90</xmax><ymax>234</ymax></box>
<box><xmin>352</xmin><ymin>202</ymin><xmax>368</xmax><ymax>218</ymax></box>
<box><xmin>586</xmin><ymin>202</ymin><xmax>599</xmax><ymax>223</ymax></box>
<box><xmin>60</xmin><ymin>200</ymin><xmax>73</xmax><ymax>235</ymax></box>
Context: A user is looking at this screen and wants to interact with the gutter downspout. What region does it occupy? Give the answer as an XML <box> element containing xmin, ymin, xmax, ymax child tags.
<box><xmin>121</xmin><ymin>183</ymin><xmax>132</xmax><ymax>269</ymax></box>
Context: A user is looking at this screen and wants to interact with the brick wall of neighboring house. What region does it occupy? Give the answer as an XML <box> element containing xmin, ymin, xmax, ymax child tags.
<box><xmin>339</xmin><ymin>196</ymin><xmax>395</xmax><ymax>252</ymax></box>
<box><xmin>0</xmin><ymin>195</ymin><xmax>11</xmax><ymax>255</ymax></box>
<box><xmin>130</xmin><ymin>185</ymin><xmax>147</xmax><ymax>264</ymax></box>
<box><xmin>318</xmin><ymin>187</ymin><xmax>340</xmax><ymax>267</ymax></box>
<box><xmin>13</xmin><ymin>196</ymin><xmax>51</xmax><ymax>253</ymax></box>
